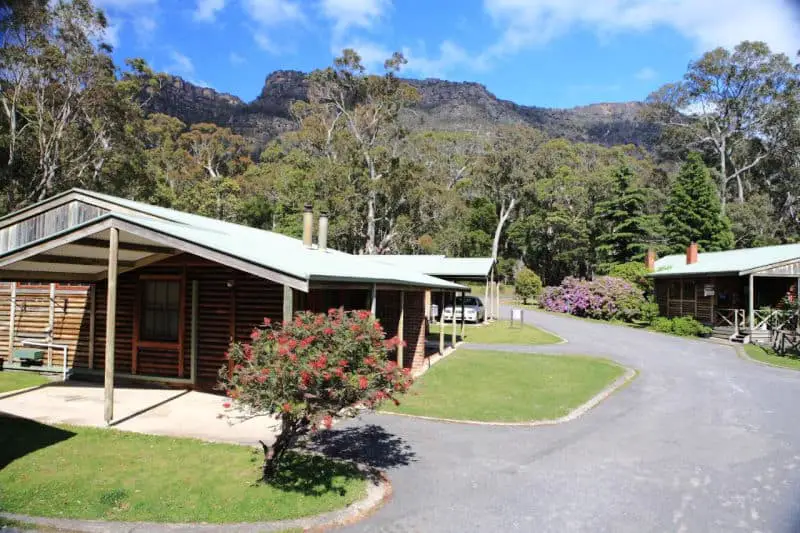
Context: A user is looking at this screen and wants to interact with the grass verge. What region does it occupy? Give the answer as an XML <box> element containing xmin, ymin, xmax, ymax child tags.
<box><xmin>0</xmin><ymin>371</ymin><xmax>51</xmax><ymax>394</ymax></box>
<box><xmin>0</xmin><ymin>416</ymin><xmax>366</xmax><ymax>524</ymax></box>
<box><xmin>382</xmin><ymin>349</ymin><xmax>624</xmax><ymax>422</ymax></box>
<box><xmin>427</xmin><ymin>320</ymin><xmax>561</xmax><ymax>345</ymax></box>
<box><xmin>743</xmin><ymin>344</ymin><xmax>800</xmax><ymax>371</ymax></box>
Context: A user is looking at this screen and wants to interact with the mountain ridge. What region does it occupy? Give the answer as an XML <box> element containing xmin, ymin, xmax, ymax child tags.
<box><xmin>144</xmin><ymin>70</ymin><xmax>659</xmax><ymax>149</ymax></box>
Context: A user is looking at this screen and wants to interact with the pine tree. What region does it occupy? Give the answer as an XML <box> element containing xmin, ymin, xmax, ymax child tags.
<box><xmin>593</xmin><ymin>166</ymin><xmax>651</xmax><ymax>273</ymax></box>
<box><xmin>662</xmin><ymin>153</ymin><xmax>734</xmax><ymax>254</ymax></box>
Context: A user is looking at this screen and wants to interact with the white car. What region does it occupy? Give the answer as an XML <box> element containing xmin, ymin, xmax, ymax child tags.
<box><xmin>441</xmin><ymin>296</ymin><xmax>485</xmax><ymax>323</ymax></box>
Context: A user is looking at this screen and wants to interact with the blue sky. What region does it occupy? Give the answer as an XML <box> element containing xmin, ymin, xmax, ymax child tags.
<box><xmin>97</xmin><ymin>0</ymin><xmax>800</xmax><ymax>109</ymax></box>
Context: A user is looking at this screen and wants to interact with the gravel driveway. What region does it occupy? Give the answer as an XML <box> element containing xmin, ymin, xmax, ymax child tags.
<box><xmin>319</xmin><ymin>308</ymin><xmax>800</xmax><ymax>533</ymax></box>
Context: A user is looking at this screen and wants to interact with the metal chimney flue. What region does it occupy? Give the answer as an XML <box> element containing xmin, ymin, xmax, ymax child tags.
<box><xmin>302</xmin><ymin>204</ymin><xmax>313</xmax><ymax>248</ymax></box>
<box><xmin>318</xmin><ymin>212</ymin><xmax>329</xmax><ymax>252</ymax></box>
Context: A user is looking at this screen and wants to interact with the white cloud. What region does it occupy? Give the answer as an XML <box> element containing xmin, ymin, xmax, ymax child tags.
<box><xmin>193</xmin><ymin>0</ymin><xmax>226</xmax><ymax>21</ymax></box>
<box><xmin>253</xmin><ymin>32</ymin><xmax>282</xmax><ymax>54</ymax></box>
<box><xmin>243</xmin><ymin>0</ymin><xmax>305</xmax><ymax>26</ymax></box>
<box><xmin>133</xmin><ymin>15</ymin><xmax>157</xmax><ymax>44</ymax></box>
<box><xmin>229</xmin><ymin>52</ymin><xmax>247</xmax><ymax>65</ymax></box>
<box><xmin>482</xmin><ymin>0</ymin><xmax>800</xmax><ymax>59</ymax></box>
<box><xmin>634</xmin><ymin>66</ymin><xmax>657</xmax><ymax>81</ymax></box>
<box><xmin>95</xmin><ymin>0</ymin><xmax>157</xmax><ymax>8</ymax></box>
<box><xmin>166</xmin><ymin>50</ymin><xmax>195</xmax><ymax>77</ymax></box>
<box><xmin>402</xmin><ymin>40</ymin><xmax>474</xmax><ymax>78</ymax></box>
<box><xmin>101</xmin><ymin>22</ymin><xmax>122</xmax><ymax>48</ymax></box>
<box><xmin>319</xmin><ymin>0</ymin><xmax>390</xmax><ymax>35</ymax></box>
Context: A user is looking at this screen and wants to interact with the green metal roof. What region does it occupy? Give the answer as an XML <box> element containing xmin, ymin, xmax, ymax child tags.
<box><xmin>0</xmin><ymin>189</ymin><xmax>468</xmax><ymax>291</ymax></box>
<box><xmin>366</xmin><ymin>255</ymin><xmax>494</xmax><ymax>279</ymax></box>
<box><xmin>651</xmin><ymin>243</ymin><xmax>800</xmax><ymax>277</ymax></box>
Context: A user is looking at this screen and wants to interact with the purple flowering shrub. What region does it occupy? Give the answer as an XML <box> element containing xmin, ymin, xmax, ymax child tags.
<box><xmin>540</xmin><ymin>276</ymin><xmax>653</xmax><ymax>322</ymax></box>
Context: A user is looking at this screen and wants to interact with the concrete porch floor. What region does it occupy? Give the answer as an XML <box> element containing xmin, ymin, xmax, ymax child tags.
<box><xmin>0</xmin><ymin>380</ymin><xmax>280</xmax><ymax>446</ymax></box>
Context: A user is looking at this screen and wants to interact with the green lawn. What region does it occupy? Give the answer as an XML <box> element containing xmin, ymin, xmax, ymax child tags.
<box><xmin>383</xmin><ymin>349</ymin><xmax>625</xmax><ymax>422</ymax></box>
<box><xmin>0</xmin><ymin>416</ymin><xmax>366</xmax><ymax>523</ymax></box>
<box><xmin>0</xmin><ymin>371</ymin><xmax>51</xmax><ymax>393</ymax></box>
<box><xmin>744</xmin><ymin>344</ymin><xmax>800</xmax><ymax>370</ymax></box>
<box><xmin>428</xmin><ymin>320</ymin><xmax>561</xmax><ymax>345</ymax></box>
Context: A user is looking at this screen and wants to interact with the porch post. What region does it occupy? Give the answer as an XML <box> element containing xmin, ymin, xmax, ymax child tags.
<box><xmin>451</xmin><ymin>291</ymin><xmax>457</xmax><ymax>344</ymax></box>
<box><xmin>88</xmin><ymin>284</ymin><xmax>96</xmax><ymax>369</ymax></box>
<box><xmin>397</xmin><ymin>290</ymin><xmax>405</xmax><ymax>366</ymax></box>
<box><xmin>282</xmin><ymin>285</ymin><xmax>293</xmax><ymax>323</ymax></box>
<box><xmin>439</xmin><ymin>291</ymin><xmax>445</xmax><ymax>354</ymax></box>
<box><xmin>484</xmin><ymin>276</ymin><xmax>489</xmax><ymax>323</ymax></box>
<box><xmin>460</xmin><ymin>290</ymin><xmax>466</xmax><ymax>338</ymax></box>
<box><xmin>8</xmin><ymin>282</ymin><xmax>16</xmax><ymax>360</ymax></box>
<box><xmin>489</xmin><ymin>269</ymin><xmax>495</xmax><ymax>320</ymax></box>
<box><xmin>370</xmin><ymin>283</ymin><xmax>377</xmax><ymax>315</ymax></box>
<box><xmin>190</xmin><ymin>279</ymin><xmax>198</xmax><ymax>385</ymax></box>
<box><xmin>748</xmin><ymin>274</ymin><xmax>754</xmax><ymax>331</ymax></box>
<box><xmin>104</xmin><ymin>227</ymin><xmax>119</xmax><ymax>424</ymax></box>
<box><xmin>495</xmin><ymin>281</ymin><xmax>501</xmax><ymax>322</ymax></box>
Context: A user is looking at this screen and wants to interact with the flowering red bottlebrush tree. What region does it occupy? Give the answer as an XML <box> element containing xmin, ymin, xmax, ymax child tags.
<box><xmin>219</xmin><ymin>309</ymin><xmax>413</xmax><ymax>480</ymax></box>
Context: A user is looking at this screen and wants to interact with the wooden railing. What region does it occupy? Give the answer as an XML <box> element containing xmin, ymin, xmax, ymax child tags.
<box><xmin>715</xmin><ymin>308</ymin><xmax>745</xmax><ymax>333</ymax></box>
<box><xmin>772</xmin><ymin>329</ymin><xmax>800</xmax><ymax>355</ymax></box>
<box><xmin>754</xmin><ymin>308</ymin><xmax>799</xmax><ymax>331</ymax></box>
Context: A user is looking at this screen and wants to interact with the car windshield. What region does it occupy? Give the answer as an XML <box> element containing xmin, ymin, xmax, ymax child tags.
<box><xmin>455</xmin><ymin>297</ymin><xmax>478</xmax><ymax>306</ymax></box>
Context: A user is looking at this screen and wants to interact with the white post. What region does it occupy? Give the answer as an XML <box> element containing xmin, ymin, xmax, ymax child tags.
<box><xmin>104</xmin><ymin>228</ymin><xmax>119</xmax><ymax>424</ymax></box>
<box><xmin>397</xmin><ymin>290</ymin><xmax>405</xmax><ymax>366</ymax></box>
<box><xmin>47</xmin><ymin>282</ymin><xmax>55</xmax><ymax>366</ymax></box>
<box><xmin>439</xmin><ymin>291</ymin><xmax>445</xmax><ymax>354</ymax></box>
<box><xmin>460</xmin><ymin>290</ymin><xmax>466</xmax><ymax>338</ymax></box>
<box><xmin>496</xmin><ymin>281</ymin><xmax>501</xmax><ymax>322</ymax></box>
<box><xmin>451</xmin><ymin>291</ymin><xmax>457</xmax><ymax>345</ymax></box>
<box><xmin>370</xmin><ymin>284</ymin><xmax>377</xmax><ymax>315</ymax></box>
<box><xmin>191</xmin><ymin>279</ymin><xmax>198</xmax><ymax>385</ymax></box>
<box><xmin>8</xmin><ymin>282</ymin><xmax>16</xmax><ymax>361</ymax></box>
<box><xmin>283</xmin><ymin>285</ymin><xmax>293</xmax><ymax>323</ymax></box>
<box><xmin>748</xmin><ymin>274</ymin><xmax>755</xmax><ymax>332</ymax></box>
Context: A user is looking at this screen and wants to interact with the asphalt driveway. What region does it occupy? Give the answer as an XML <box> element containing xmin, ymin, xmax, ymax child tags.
<box><xmin>321</xmin><ymin>308</ymin><xmax>800</xmax><ymax>533</ymax></box>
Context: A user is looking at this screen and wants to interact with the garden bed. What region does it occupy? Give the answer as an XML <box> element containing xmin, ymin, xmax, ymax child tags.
<box><xmin>382</xmin><ymin>349</ymin><xmax>625</xmax><ymax>422</ymax></box>
<box><xmin>0</xmin><ymin>416</ymin><xmax>366</xmax><ymax>523</ymax></box>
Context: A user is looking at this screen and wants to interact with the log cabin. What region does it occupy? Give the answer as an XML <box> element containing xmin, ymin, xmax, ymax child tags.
<box><xmin>0</xmin><ymin>189</ymin><xmax>467</xmax><ymax>422</ymax></box>
<box><xmin>650</xmin><ymin>242</ymin><xmax>800</xmax><ymax>342</ymax></box>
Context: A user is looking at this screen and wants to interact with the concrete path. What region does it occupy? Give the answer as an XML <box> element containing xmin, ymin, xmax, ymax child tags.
<box><xmin>0</xmin><ymin>382</ymin><xmax>279</xmax><ymax>445</ymax></box>
<box><xmin>321</xmin><ymin>308</ymin><xmax>800</xmax><ymax>532</ymax></box>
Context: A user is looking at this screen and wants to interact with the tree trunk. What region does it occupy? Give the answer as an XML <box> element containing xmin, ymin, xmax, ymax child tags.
<box><xmin>491</xmin><ymin>198</ymin><xmax>516</xmax><ymax>263</ymax></box>
<box><xmin>365</xmin><ymin>190</ymin><xmax>377</xmax><ymax>254</ymax></box>
<box><xmin>260</xmin><ymin>415</ymin><xmax>301</xmax><ymax>481</ymax></box>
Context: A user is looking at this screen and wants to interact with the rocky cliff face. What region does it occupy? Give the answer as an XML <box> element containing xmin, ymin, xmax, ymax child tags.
<box><xmin>145</xmin><ymin>71</ymin><xmax>659</xmax><ymax>150</ymax></box>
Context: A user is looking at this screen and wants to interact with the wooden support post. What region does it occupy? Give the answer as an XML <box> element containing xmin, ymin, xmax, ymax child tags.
<box><xmin>496</xmin><ymin>281</ymin><xmax>501</xmax><ymax>322</ymax></box>
<box><xmin>439</xmin><ymin>291</ymin><xmax>445</xmax><ymax>354</ymax></box>
<box><xmin>190</xmin><ymin>279</ymin><xmax>198</xmax><ymax>385</ymax></box>
<box><xmin>370</xmin><ymin>284</ymin><xmax>377</xmax><ymax>315</ymax></box>
<box><xmin>177</xmin><ymin>269</ymin><xmax>186</xmax><ymax>378</ymax></box>
<box><xmin>397</xmin><ymin>290</ymin><xmax>405</xmax><ymax>366</ymax></box>
<box><xmin>103</xmin><ymin>227</ymin><xmax>119</xmax><ymax>424</ymax></box>
<box><xmin>489</xmin><ymin>269</ymin><xmax>495</xmax><ymax>320</ymax></box>
<box><xmin>88</xmin><ymin>284</ymin><xmax>96</xmax><ymax>369</ymax></box>
<box><xmin>451</xmin><ymin>291</ymin><xmax>457</xmax><ymax>345</ymax></box>
<box><xmin>47</xmin><ymin>283</ymin><xmax>55</xmax><ymax>366</ymax></box>
<box><xmin>748</xmin><ymin>274</ymin><xmax>755</xmax><ymax>331</ymax></box>
<box><xmin>460</xmin><ymin>290</ymin><xmax>466</xmax><ymax>338</ymax></box>
<box><xmin>8</xmin><ymin>282</ymin><xmax>16</xmax><ymax>359</ymax></box>
<box><xmin>283</xmin><ymin>284</ymin><xmax>293</xmax><ymax>323</ymax></box>
<box><xmin>484</xmin><ymin>277</ymin><xmax>489</xmax><ymax>323</ymax></box>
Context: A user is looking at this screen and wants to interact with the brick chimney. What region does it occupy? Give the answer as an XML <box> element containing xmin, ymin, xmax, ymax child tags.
<box><xmin>645</xmin><ymin>248</ymin><xmax>656</xmax><ymax>272</ymax></box>
<box><xmin>686</xmin><ymin>242</ymin><xmax>698</xmax><ymax>265</ymax></box>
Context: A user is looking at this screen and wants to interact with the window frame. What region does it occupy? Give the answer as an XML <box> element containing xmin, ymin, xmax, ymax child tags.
<box><xmin>138</xmin><ymin>275</ymin><xmax>183</xmax><ymax>345</ymax></box>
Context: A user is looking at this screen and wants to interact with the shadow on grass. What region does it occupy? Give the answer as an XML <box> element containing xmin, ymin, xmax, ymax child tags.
<box><xmin>309</xmin><ymin>423</ymin><xmax>416</xmax><ymax>479</ymax></box>
<box><xmin>266</xmin><ymin>451</ymin><xmax>366</xmax><ymax>497</ymax></box>
<box><xmin>0</xmin><ymin>414</ymin><xmax>75</xmax><ymax>469</ymax></box>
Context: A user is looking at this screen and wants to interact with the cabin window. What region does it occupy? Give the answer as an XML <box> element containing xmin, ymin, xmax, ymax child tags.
<box><xmin>141</xmin><ymin>280</ymin><xmax>180</xmax><ymax>342</ymax></box>
<box><xmin>682</xmin><ymin>280</ymin><xmax>696</xmax><ymax>300</ymax></box>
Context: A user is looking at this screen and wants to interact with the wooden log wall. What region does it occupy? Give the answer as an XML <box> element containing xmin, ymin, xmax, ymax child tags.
<box><xmin>0</xmin><ymin>282</ymin><xmax>91</xmax><ymax>368</ymax></box>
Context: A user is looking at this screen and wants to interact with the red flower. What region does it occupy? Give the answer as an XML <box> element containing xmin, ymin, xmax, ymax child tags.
<box><xmin>357</xmin><ymin>310</ymin><xmax>371</xmax><ymax>320</ymax></box>
<box><xmin>222</xmin><ymin>401</ymin><xmax>231</xmax><ymax>409</ymax></box>
<box><xmin>322</xmin><ymin>372</ymin><xmax>331</xmax><ymax>380</ymax></box>
<box><xmin>250</xmin><ymin>329</ymin><xmax>261</xmax><ymax>341</ymax></box>
<box><xmin>350</xmin><ymin>324</ymin><xmax>360</xmax><ymax>333</ymax></box>
<box><xmin>358</xmin><ymin>375</ymin><xmax>369</xmax><ymax>390</ymax></box>
<box><xmin>322</xmin><ymin>415</ymin><xmax>333</xmax><ymax>429</ymax></box>
<box><xmin>289</xmin><ymin>353</ymin><xmax>298</xmax><ymax>363</ymax></box>
<box><xmin>282</xmin><ymin>402</ymin><xmax>292</xmax><ymax>413</ymax></box>
<box><xmin>261</xmin><ymin>368</ymin><xmax>270</xmax><ymax>375</ymax></box>
<box><xmin>300</xmin><ymin>371</ymin><xmax>312</xmax><ymax>386</ymax></box>
<box><xmin>364</xmin><ymin>357</ymin><xmax>375</xmax><ymax>366</ymax></box>
<box><xmin>338</xmin><ymin>359</ymin><xmax>348</xmax><ymax>367</ymax></box>
<box><xmin>373</xmin><ymin>322</ymin><xmax>383</xmax><ymax>332</ymax></box>
<box><xmin>323</xmin><ymin>327</ymin><xmax>335</xmax><ymax>335</ymax></box>
<box><xmin>263</xmin><ymin>317</ymin><xmax>271</xmax><ymax>326</ymax></box>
